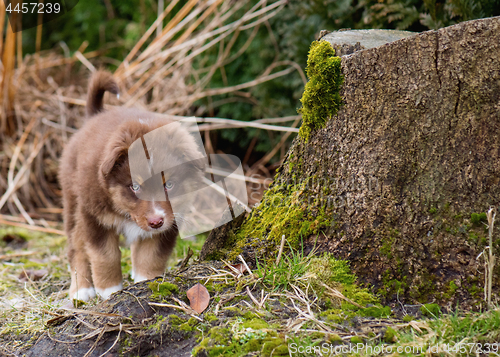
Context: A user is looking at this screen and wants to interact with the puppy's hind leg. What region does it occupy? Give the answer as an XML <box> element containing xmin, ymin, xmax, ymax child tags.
<box><xmin>131</xmin><ymin>233</ymin><xmax>177</xmax><ymax>283</ymax></box>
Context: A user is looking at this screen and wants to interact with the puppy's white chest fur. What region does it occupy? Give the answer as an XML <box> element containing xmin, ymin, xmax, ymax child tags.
<box><xmin>121</xmin><ymin>221</ymin><xmax>155</xmax><ymax>245</ymax></box>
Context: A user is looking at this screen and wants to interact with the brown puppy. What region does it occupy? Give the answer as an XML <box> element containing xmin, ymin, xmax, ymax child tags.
<box><xmin>60</xmin><ymin>71</ymin><xmax>204</xmax><ymax>301</ymax></box>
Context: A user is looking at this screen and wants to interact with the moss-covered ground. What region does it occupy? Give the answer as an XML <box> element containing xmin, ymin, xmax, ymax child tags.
<box><xmin>1</xmin><ymin>225</ymin><xmax>500</xmax><ymax>356</ymax></box>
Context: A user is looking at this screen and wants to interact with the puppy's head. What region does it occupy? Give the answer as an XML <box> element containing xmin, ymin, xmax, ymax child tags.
<box><xmin>100</xmin><ymin>119</ymin><xmax>205</xmax><ymax>235</ymax></box>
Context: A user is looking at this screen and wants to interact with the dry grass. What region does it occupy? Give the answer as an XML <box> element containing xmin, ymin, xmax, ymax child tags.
<box><xmin>0</xmin><ymin>226</ymin><xmax>69</xmax><ymax>350</ymax></box>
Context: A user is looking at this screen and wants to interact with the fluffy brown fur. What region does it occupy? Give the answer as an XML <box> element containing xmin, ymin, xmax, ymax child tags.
<box><xmin>60</xmin><ymin>70</ymin><xmax>204</xmax><ymax>302</ymax></box>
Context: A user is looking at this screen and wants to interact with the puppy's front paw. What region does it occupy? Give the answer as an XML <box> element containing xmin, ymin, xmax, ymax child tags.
<box><xmin>132</xmin><ymin>270</ymin><xmax>148</xmax><ymax>283</ymax></box>
<box><xmin>72</xmin><ymin>287</ymin><xmax>96</xmax><ymax>301</ymax></box>
<box><xmin>96</xmin><ymin>283</ymin><xmax>123</xmax><ymax>300</ymax></box>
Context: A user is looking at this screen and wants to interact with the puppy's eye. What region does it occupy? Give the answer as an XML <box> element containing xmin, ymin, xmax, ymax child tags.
<box><xmin>164</xmin><ymin>181</ymin><xmax>174</xmax><ymax>191</ymax></box>
<box><xmin>130</xmin><ymin>183</ymin><xmax>141</xmax><ymax>192</ymax></box>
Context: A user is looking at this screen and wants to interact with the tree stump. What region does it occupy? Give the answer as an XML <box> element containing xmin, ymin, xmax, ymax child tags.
<box><xmin>201</xmin><ymin>16</ymin><xmax>500</xmax><ymax>307</ymax></box>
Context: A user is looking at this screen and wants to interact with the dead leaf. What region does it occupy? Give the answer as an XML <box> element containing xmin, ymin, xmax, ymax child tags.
<box><xmin>18</xmin><ymin>269</ymin><xmax>48</xmax><ymax>282</ymax></box>
<box><xmin>231</xmin><ymin>264</ymin><xmax>247</xmax><ymax>274</ymax></box>
<box><xmin>186</xmin><ymin>283</ymin><xmax>210</xmax><ymax>314</ymax></box>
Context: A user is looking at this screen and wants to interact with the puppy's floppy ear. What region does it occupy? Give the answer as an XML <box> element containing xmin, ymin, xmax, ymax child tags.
<box><xmin>100</xmin><ymin>126</ymin><xmax>137</xmax><ymax>178</ymax></box>
<box><xmin>101</xmin><ymin>145</ymin><xmax>127</xmax><ymax>178</ymax></box>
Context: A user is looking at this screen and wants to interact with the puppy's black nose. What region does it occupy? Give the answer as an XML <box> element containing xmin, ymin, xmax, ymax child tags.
<box><xmin>148</xmin><ymin>217</ymin><xmax>164</xmax><ymax>229</ymax></box>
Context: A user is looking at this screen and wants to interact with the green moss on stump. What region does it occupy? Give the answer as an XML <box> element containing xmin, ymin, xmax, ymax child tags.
<box><xmin>228</xmin><ymin>180</ymin><xmax>333</xmax><ymax>259</ymax></box>
<box><xmin>168</xmin><ymin>314</ymin><xmax>185</xmax><ymax>326</ymax></box>
<box><xmin>403</xmin><ymin>314</ymin><xmax>415</xmax><ymax>322</ymax></box>
<box><xmin>148</xmin><ymin>315</ymin><xmax>168</xmax><ymax>331</ymax></box>
<box><xmin>309</xmin><ymin>254</ymin><xmax>356</xmax><ymax>287</ymax></box>
<box><xmin>298</xmin><ymin>40</ymin><xmax>344</xmax><ymax>142</ymax></box>
<box><xmin>204</xmin><ymin>313</ymin><xmax>218</xmax><ymax>323</ymax></box>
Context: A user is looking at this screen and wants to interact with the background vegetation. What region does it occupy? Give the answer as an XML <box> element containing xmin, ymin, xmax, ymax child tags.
<box><xmin>18</xmin><ymin>0</ymin><xmax>500</xmax><ymax>159</ymax></box>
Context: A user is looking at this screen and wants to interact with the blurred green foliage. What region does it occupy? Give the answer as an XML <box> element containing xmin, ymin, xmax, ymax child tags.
<box><xmin>22</xmin><ymin>0</ymin><xmax>181</xmax><ymax>58</ymax></box>
<box><xmin>18</xmin><ymin>0</ymin><xmax>500</xmax><ymax>161</ymax></box>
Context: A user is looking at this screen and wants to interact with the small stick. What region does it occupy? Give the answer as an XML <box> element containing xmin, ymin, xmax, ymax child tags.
<box><xmin>0</xmin><ymin>218</ymin><xmax>64</xmax><ymax>235</ymax></box>
<box><xmin>97</xmin><ymin>323</ymin><xmax>122</xmax><ymax>357</ymax></box>
<box><xmin>0</xmin><ymin>251</ymin><xmax>37</xmax><ymax>260</ymax></box>
<box><xmin>275</xmin><ymin>235</ymin><xmax>286</xmax><ymax>266</ymax></box>
<box><xmin>74</xmin><ymin>51</ymin><xmax>95</xmax><ymax>72</ymax></box>
<box><xmin>41</xmin><ymin>118</ymin><xmax>77</xmax><ymax>133</ymax></box>
<box><xmin>177</xmin><ymin>246</ymin><xmax>194</xmax><ymax>271</ymax></box>
<box><xmin>202</xmin><ymin>177</ymin><xmax>251</xmax><ymax>213</ymax></box>
<box><xmin>36</xmin><ymin>208</ymin><xmax>64</xmax><ymax>214</ymax></box>
<box><xmin>238</xmin><ymin>254</ymin><xmax>254</xmax><ymax>278</ymax></box>
<box><xmin>221</xmin><ymin>259</ymin><xmax>243</xmax><ymax>277</ymax></box>
<box><xmin>486</xmin><ymin>207</ymin><xmax>496</xmax><ymax>308</ymax></box>
<box><xmin>246</xmin><ymin>286</ymin><xmax>261</xmax><ymax>308</ymax></box>
<box><xmin>320</xmin><ymin>282</ymin><xmax>365</xmax><ymax>309</ymax></box>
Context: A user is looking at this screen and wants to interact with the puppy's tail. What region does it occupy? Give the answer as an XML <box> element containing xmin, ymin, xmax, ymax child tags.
<box><xmin>86</xmin><ymin>70</ymin><xmax>119</xmax><ymax>117</ymax></box>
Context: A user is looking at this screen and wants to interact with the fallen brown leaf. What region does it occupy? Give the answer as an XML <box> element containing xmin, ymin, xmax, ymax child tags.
<box><xmin>18</xmin><ymin>269</ymin><xmax>48</xmax><ymax>282</ymax></box>
<box><xmin>231</xmin><ymin>264</ymin><xmax>247</xmax><ymax>274</ymax></box>
<box><xmin>186</xmin><ymin>283</ymin><xmax>210</xmax><ymax>314</ymax></box>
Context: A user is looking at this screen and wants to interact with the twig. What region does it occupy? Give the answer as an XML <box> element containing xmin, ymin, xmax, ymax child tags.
<box><xmin>83</xmin><ymin>326</ymin><xmax>106</xmax><ymax>357</ymax></box>
<box><xmin>486</xmin><ymin>207</ymin><xmax>496</xmax><ymax>309</ymax></box>
<box><xmin>319</xmin><ymin>282</ymin><xmax>365</xmax><ymax>309</ymax></box>
<box><xmin>221</xmin><ymin>259</ymin><xmax>243</xmax><ymax>278</ymax></box>
<box><xmin>121</xmin><ymin>290</ymin><xmax>147</xmax><ymax>314</ymax></box>
<box><xmin>74</xmin><ymin>51</ymin><xmax>95</xmax><ymax>72</ymax></box>
<box><xmin>191</xmin><ymin>116</ymin><xmax>300</xmax><ymax>133</ymax></box>
<box><xmin>238</xmin><ymin>254</ymin><xmax>254</xmax><ymax>278</ymax></box>
<box><xmin>0</xmin><ymin>251</ymin><xmax>37</xmax><ymax>260</ymax></box>
<box><xmin>41</xmin><ymin>118</ymin><xmax>77</xmax><ymax>133</ymax></box>
<box><xmin>245</xmin><ymin>286</ymin><xmax>268</xmax><ymax>309</ymax></box>
<box><xmin>117</xmin><ymin>0</ymin><xmax>181</xmax><ymax>72</ymax></box>
<box><xmin>177</xmin><ymin>246</ymin><xmax>194</xmax><ymax>271</ymax></box>
<box><xmin>165</xmin><ymin>67</ymin><xmax>297</xmax><ymax>105</ymax></box>
<box><xmin>275</xmin><ymin>235</ymin><xmax>286</xmax><ymax>266</ymax></box>
<box><xmin>97</xmin><ymin>323</ymin><xmax>122</xmax><ymax>357</ymax></box>
<box><xmin>0</xmin><ymin>218</ymin><xmax>64</xmax><ymax>235</ymax></box>
<box><xmin>148</xmin><ymin>300</ymin><xmax>202</xmax><ymax>321</ymax></box>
